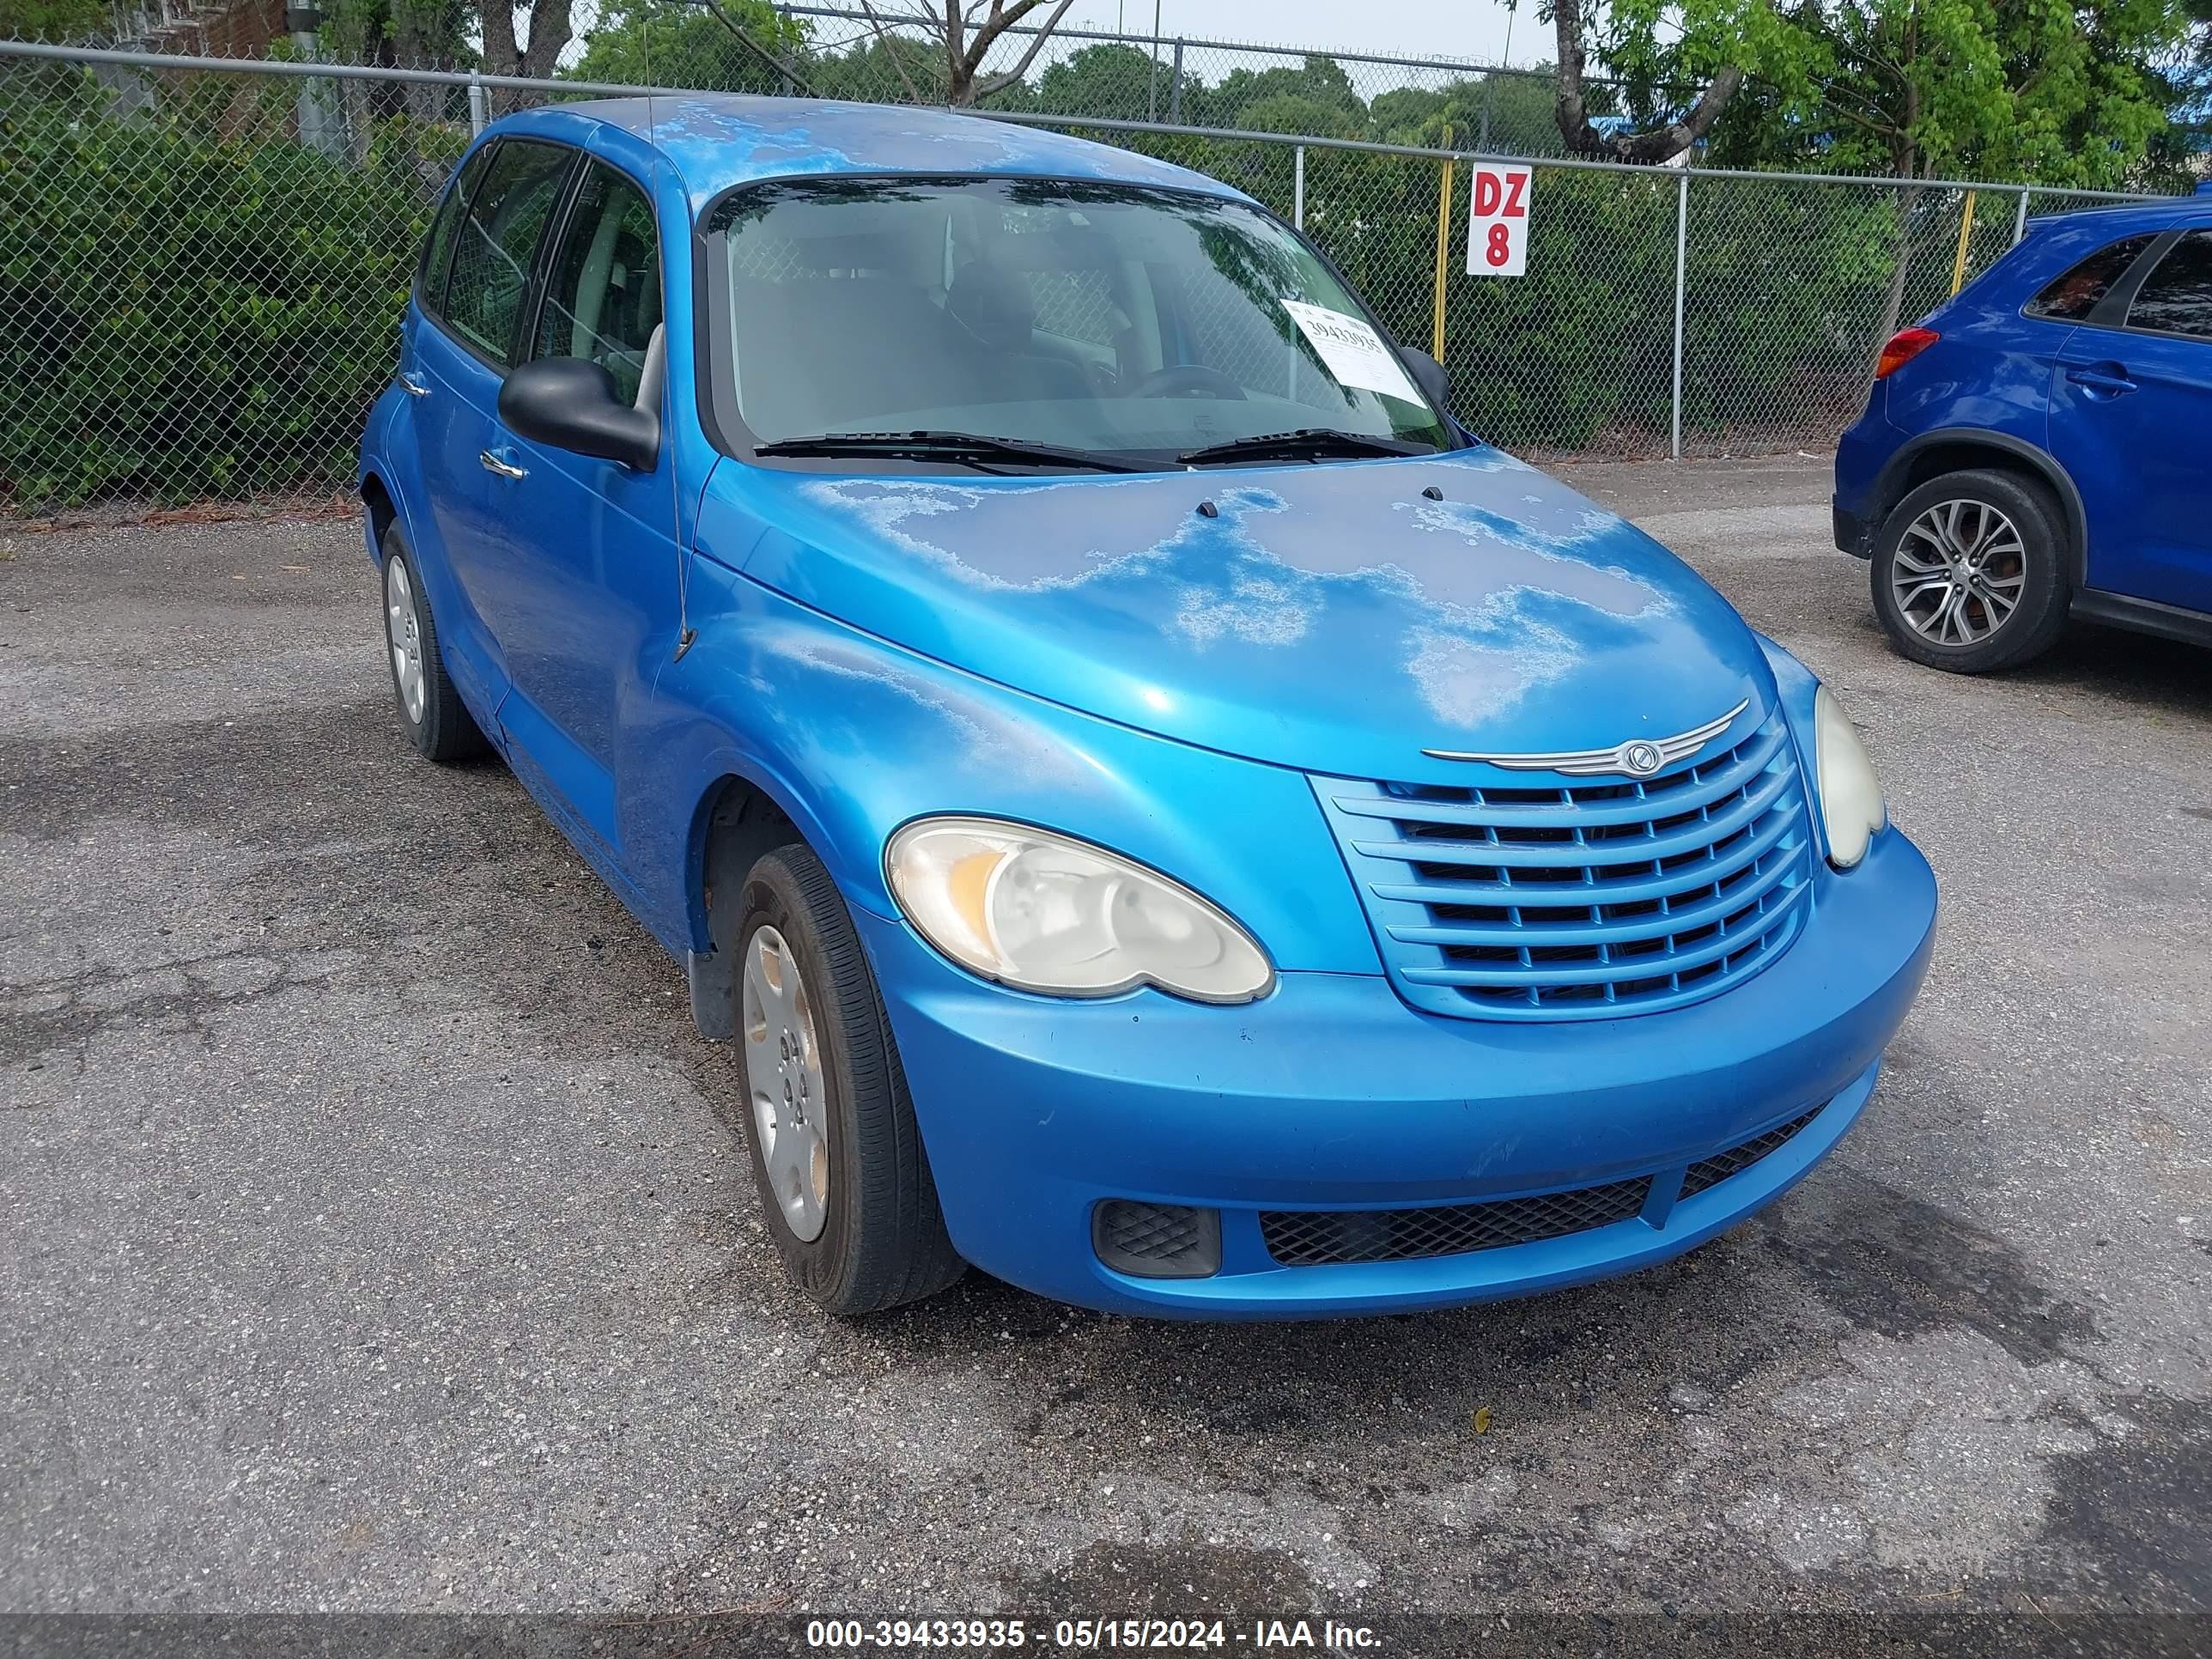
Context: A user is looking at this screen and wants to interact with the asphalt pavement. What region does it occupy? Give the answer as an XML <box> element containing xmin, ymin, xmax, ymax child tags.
<box><xmin>2</xmin><ymin>458</ymin><xmax>2206</xmax><ymax>1642</ymax></box>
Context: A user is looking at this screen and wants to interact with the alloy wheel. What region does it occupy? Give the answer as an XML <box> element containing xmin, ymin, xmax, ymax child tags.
<box><xmin>1891</xmin><ymin>499</ymin><xmax>2027</xmax><ymax>647</ymax></box>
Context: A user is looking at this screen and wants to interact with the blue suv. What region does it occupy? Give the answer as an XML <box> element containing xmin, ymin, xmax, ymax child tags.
<box><xmin>1835</xmin><ymin>195</ymin><xmax>2212</xmax><ymax>672</ymax></box>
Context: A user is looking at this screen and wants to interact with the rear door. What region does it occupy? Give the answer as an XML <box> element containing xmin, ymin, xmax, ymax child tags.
<box><xmin>2049</xmin><ymin>227</ymin><xmax>2212</xmax><ymax>611</ymax></box>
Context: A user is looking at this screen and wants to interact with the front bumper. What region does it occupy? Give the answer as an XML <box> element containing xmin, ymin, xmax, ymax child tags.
<box><xmin>859</xmin><ymin>829</ymin><xmax>1936</xmax><ymax>1319</ymax></box>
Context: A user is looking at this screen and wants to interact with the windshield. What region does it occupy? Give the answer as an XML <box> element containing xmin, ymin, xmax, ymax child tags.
<box><xmin>703</xmin><ymin>176</ymin><xmax>1454</xmax><ymax>469</ymax></box>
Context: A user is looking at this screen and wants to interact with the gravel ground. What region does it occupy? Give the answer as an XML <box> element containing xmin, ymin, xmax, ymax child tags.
<box><xmin>2</xmin><ymin>458</ymin><xmax>2206</xmax><ymax>1642</ymax></box>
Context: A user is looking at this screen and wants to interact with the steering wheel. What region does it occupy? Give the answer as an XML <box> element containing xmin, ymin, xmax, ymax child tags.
<box><xmin>1127</xmin><ymin>364</ymin><xmax>1249</xmax><ymax>401</ymax></box>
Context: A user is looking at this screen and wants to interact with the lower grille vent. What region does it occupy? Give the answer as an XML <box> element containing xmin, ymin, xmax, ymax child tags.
<box><xmin>1260</xmin><ymin>1176</ymin><xmax>1651</xmax><ymax>1267</ymax></box>
<box><xmin>1680</xmin><ymin>1105</ymin><xmax>1822</xmax><ymax>1198</ymax></box>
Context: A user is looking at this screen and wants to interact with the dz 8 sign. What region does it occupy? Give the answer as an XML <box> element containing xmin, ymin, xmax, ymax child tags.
<box><xmin>1466</xmin><ymin>163</ymin><xmax>1531</xmax><ymax>276</ymax></box>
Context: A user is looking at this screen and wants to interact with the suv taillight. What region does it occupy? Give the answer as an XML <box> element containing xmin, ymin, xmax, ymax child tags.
<box><xmin>1875</xmin><ymin>327</ymin><xmax>1940</xmax><ymax>379</ymax></box>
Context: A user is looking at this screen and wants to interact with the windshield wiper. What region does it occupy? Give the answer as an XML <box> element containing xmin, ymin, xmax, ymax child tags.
<box><xmin>1176</xmin><ymin>428</ymin><xmax>1433</xmax><ymax>466</ymax></box>
<box><xmin>754</xmin><ymin>430</ymin><xmax>1154</xmax><ymax>474</ymax></box>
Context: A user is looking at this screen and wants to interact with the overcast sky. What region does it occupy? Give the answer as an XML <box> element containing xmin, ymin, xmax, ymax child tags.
<box><xmin>1061</xmin><ymin>1</ymin><xmax>1531</xmax><ymax>70</ymax></box>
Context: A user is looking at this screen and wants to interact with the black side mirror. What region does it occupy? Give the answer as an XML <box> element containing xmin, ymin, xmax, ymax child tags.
<box><xmin>1399</xmin><ymin>344</ymin><xmax>1451</xmax><ymax>416</ymax></box>
<box><xmin>498</xmin><ymin>357</ymin><xmax>658</xmax><ymax>471</ymax></box>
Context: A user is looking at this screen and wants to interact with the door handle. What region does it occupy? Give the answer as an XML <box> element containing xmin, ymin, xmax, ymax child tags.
<box><xmin>478</xmin><ymin>448</ymin><xmax>527</xmax><ymax>481</ymax></box>
<box><xmin>397</xmin><ymin>372</ymin><xmax>430</xmax><ymax>398</ymax></box>
<box><xmin>2065</xmin><ymin>364</ymin><xmax>2136</xmax><ymax>397</ymax></box>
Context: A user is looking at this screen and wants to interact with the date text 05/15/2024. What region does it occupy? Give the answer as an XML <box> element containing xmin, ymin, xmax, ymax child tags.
<box><xmin>804</xmin><ymin>1618</ymin><xmax>1382</xmax><ymax>1650</ymax></box>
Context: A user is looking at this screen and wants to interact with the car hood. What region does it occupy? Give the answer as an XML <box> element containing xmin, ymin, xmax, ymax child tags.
<box><xmin>706</xmin><ymin>447</ymin><xmax>1774</xmax><ymax>784</ymax></box>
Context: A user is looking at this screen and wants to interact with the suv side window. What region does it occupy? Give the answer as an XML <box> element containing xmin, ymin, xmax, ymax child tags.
<box><xmin>2127</xmin><ymin>229</ymin><xmax>2212</xmax><ymax>341</ymax></box>
<box><xmin>442</xmin><ymin>141</ymin><xmax>575</xmax><ymax>365</ymax></box>
<box><xmin>416</xmin><ymin>144</ymin><xmax>493</xmax><ymax>318</ymax></box>
<box><xmin>2023</xmin><ymin>234</ymin><xmax>2155</xmax><ymax>322</ymax></box>
<box><xmin>531</xmin><ymin>160</ymin><xmax>664</xmax><ymax>405</ymax></box>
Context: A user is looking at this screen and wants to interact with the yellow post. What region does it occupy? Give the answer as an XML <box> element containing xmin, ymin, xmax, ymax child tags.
<box><xmin>1950</xmin><ymin>191</ymin><xmax>1978</xmax><ymax>296</ymax></box>
<box><xmin>1431</xmin><ymin>130</ymin><xmax>1455</xmax><ymax>362</ymax></box>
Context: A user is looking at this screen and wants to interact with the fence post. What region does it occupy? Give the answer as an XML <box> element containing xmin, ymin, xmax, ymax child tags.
<box><xmin>1293</xmin><ymin>144</ymin><xmax>1305</xmax><ymax>229</ymax></box>
<box><xmin>467</xmin><ymin>68</ymin><xmax>488</xmax><ymax>134</ymax></box>
<box><xmin>2012</xmin><ymin>187</ymin><xmax>2031</xmax><ymax>246</ymax></box>
<box><xmin>1670</xmin><ymin>170</ymin><xmax>1688</xmax><ymax>463</ymax></box>
<box><xmin>1168</xmin><ymin>38</ymin><xmax>1183</xmax><ymax>125</ymax></box>
<box><xmin>283</xmin><ymin>4</ymin><xmax>343</xmax><ymax>161</ymax></box>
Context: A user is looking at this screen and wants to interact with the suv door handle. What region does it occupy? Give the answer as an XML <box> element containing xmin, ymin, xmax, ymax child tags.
<box><xmin>478</xmin><ymin>448</ymin><xmax>527</xmax><ymax>480</ymax></box>
<box><xmin>2065</xmin><ymin>363</ymin><xmax>2137</xmax><ymax>397</ymax></box>
<box><xmin>398</xmin><ymin>372</ymin><xmax>430</xmax><ymax>398</ymax></box>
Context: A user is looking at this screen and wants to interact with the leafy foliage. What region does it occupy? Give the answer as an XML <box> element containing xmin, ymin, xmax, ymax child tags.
<box><xmin>0</xmin><ymin>76</ymin><xmax>459</xmax><ymax>506</ymax></box>
<box><xmin>1686</xmin><ymin>0</ymin><xmax>2190</xmax><ymax>185</ymax></box>
<box><xmin>0</xmin><ymin>0</ymin><xmax>106</xmax><ymax>44</ymax></box>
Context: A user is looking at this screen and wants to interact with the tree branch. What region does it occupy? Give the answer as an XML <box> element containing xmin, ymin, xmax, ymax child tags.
<box><xmin>1553</xmin><ymin>0</ymin><xmax>1753</xmax><ymax>164</ymax></box>
<box><xmin>969</xmin><ymin>0</ymin><xmax>1074</xmax><ymax>102</ymax></box>
<box><xmin>859</xmin><ymin>0</ymin><xmax>927</xmax><ymax>103</ymax></box>
<box><xmin>701</xmin><ymin>0</ymin><xmax>817</xmax><ymax>94</ymax></box>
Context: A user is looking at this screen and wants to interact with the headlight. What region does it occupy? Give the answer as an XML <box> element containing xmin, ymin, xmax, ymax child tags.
<box><xmin>1814</xmin><ymin>685</ymin><xmax>1887</xmax><ymax>870</ymax></box>
<box><xmin>884</xmin><ymin>817</ymin><xmax>1273</xmax><ymax>1004</ymax></box>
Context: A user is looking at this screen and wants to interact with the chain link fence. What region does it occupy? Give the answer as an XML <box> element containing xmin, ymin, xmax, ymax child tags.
<box><xmin>0</xmin><ymin>41</ymin><xmax>2167</xmax><ymax>514</ymax></box>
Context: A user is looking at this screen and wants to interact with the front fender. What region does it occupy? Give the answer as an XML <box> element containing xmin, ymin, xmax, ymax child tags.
<box><xmin>634</xmin><ymin>558</ymin><xmax>1385</xmax><ymax>976</ymax></box>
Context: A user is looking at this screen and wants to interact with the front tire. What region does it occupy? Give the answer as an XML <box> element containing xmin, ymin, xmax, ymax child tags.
<box><xmin>736</xmin><ymin>842</ymin><xmax>963</xmax><ymax>1315</ymax></box>
<box><xmin>1869</xmin><ymin>468</ymin><xmax>2070</xmax><ymax>673</ymax></box>
<box><xmin>380</xmin><ymin>524</ymin><xmax>486</xmax><ymax>761</ymax></box>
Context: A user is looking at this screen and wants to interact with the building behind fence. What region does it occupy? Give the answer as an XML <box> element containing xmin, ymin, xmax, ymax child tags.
<box><xmin>0</xmin><ymin>36</ymin><xmax>2166</xmax><ymax>514</ymax></box>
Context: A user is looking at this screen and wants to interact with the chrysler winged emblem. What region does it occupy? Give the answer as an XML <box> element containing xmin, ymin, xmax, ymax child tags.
<box><xmin>1424</xmin><ymin>699</ymin><xmax>1750</xmax><ymax>778</ymax></box>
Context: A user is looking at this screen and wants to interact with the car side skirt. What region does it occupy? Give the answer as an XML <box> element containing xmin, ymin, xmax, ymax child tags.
<box><xmin>2071</xmin><ymin>587</ymin><xmax>2212</xmax><ymax>649</ymax></box>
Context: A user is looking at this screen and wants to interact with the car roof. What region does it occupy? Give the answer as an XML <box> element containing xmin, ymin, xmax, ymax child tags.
<box><xmin>495</xmin><ymin>95</ymin><xmax>1251</xmax><ymax>218</ymax></box>
<box><xmin>2027</xmin><ymin>193</ymin><xmax>2212</xmax><ymax>237</ymax></box>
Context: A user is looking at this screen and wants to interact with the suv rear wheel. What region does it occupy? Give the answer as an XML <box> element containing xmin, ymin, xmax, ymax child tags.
<box><xmin>1870</xmin><ymin>468</ymin><xmax>2070</xmax><ymax>673</ymax></box>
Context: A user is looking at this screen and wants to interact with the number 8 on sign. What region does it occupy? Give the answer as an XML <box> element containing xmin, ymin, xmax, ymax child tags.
<box><xmin>1467</xmin><ymin>163</ymin><xmax>1531</xmax><ymax>277</ymax></box>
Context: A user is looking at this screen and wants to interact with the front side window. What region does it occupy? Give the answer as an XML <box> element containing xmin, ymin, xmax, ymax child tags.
<box><xmin>2024</xmin><ymin>234</ymin><xmax>2154</xmax><ymax>323</ymax></box>
<box><xmin>2128</xmin><ymin>229</ymin><xmax>2212</xmax><ymax>341</ymax></box>
<box><xmin>442</xmin><ymin>141</ymin><xmax>574</xmax><ymax>363</ymax></box>
<box><xmin>706</xmin><ymin>176</ymin><xmax>1453</xmax><ymax>468</ymax></box>
<box><xmin>417</xmin><ymin>145</ymin><xmax>493</xmax><ymax>317</ymax></box>
<box><xmin>532</xmin><ymin>161</ymin><xmax>664</xmax><ymax>406</ymax></box>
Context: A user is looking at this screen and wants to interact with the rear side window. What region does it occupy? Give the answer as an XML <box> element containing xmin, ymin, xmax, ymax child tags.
<box><xmin>416</xmin><ymin>145</ymin><xmax>493</xmax><ymax>317</ymax></box>
<box><xmin>443</xmin><ymin>141</ymin><xmax>574</xmax><ymax>363</ymax></box>
<box><xmin>2128</xmin><ymin>229</ymin><xmax>2212</xmax><ymax>341</ymax></box>
<box><xmin>2023</xmin><ymin>234</ymin><xmax>2155</xmax><ymax>321</ymax></box>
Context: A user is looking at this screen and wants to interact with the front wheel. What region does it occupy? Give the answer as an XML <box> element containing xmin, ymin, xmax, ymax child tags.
<box><xmin>736</xmin><ymin>842</ymin><xmax>964</xmax><ymax>1315</ymax></box>
<box><xmin>1869</xmin><ymin>468</ymin><xmax>2070</xmax><ymax>673</ymax></box>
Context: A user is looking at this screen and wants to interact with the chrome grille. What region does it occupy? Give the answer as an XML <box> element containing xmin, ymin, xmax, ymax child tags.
<box><xmin>1316</xmin><ymin>706</ymin><xmax>1814</xmax><ymax>1021</ymax></box>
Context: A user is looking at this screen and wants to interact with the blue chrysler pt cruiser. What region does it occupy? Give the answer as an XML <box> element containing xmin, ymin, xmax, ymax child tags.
<box><xmin>359</xmin><ymin>97</ymin><xmax>1937</xmax><ymax>1319</ymax></box>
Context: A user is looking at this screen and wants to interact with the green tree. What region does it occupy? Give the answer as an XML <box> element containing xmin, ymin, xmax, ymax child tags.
<box><xmin>1036</xmin><ymin>42</ymin><xmax>1163</xmax><ymax>122</ymax></box>
<box><xmin>568</xmin><ymin>0</ymin><xmax>801</xmax><ymax>93</ymax></box>
<box><xmin>1200</xmin><ymin>55</ymin><xmax>1367</xmax><ymax>131</ymax></box>
<box><xmin>1553</xmin><ymin>0</ymin><xmax>1823</xmax><ymax>161</ymax></box>
<box><xmin>1704</xmin><ymin>0</ymin><xmax>2187</xmax><ymax>185</ymax></box>
<box><xmin>1370</xmin><ymin>68</ymin><xmax>1597</xmax><ymax>155</ymax></box>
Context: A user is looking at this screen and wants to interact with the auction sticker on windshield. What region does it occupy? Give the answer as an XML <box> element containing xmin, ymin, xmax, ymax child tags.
<box><xmin>1280</xmin><ymin>300</ymin><xmax>1422</xmax><ymax>402</ymax></box>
